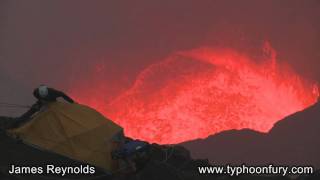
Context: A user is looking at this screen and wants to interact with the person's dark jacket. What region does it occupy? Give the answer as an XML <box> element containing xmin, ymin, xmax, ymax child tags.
<box><xmin>11</xmin><ymin>101</ymin><xmax>43</xmax><ymax>129</ymax></box>
<box><xmin>11</xmin><ymin>88</ymin><xmax>75</xmax><ymax>129</ymax></box>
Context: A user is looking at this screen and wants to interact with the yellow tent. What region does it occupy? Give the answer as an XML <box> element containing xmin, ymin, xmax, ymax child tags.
<box><xmin>9</xmin><ymin>102</ymin><xmax>123</xmax><ymax>172</ymax></box>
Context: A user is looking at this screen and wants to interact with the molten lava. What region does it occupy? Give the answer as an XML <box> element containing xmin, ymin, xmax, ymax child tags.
<box><xmin>70</xmin><ymin>42</ymin><xmax>319</xmax><ymax>144</ymax></box>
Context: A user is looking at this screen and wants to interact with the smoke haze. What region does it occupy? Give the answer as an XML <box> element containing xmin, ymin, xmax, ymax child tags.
<box><xmin>1</xmin><ymin>0</ymin><xmax>319</xmax><ymax>116</ymax></box>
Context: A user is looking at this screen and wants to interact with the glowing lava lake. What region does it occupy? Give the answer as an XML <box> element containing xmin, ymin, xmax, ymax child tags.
<box><xmin>71</xmin><ymin>43</ymin><xmax>319</xmax><ymax>144</ymax></box>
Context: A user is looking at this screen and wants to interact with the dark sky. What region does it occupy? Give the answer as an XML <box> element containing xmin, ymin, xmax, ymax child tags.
<box><xmin>1</xmin><ymin>0</ymin><xmax>319</xmax><ymax>116</ymax></box>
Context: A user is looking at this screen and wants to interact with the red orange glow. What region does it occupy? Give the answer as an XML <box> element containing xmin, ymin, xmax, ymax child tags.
<box><xmin>70</xmin><ymin>42</ymin><xmax>319</xmax><ymax>144</ymax></box>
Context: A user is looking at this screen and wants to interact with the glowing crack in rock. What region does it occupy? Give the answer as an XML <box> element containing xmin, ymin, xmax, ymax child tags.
<box><xmin>70</xmin><ymin>42</ymin><xmax>319</xmax><ymax>144</ymax></box>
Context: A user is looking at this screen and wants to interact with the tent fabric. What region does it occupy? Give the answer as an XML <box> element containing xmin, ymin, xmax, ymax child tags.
<box><xmin>8</xmin><ymin>102</ymin><xmax>123</xmax><ymax>172</ymax></box>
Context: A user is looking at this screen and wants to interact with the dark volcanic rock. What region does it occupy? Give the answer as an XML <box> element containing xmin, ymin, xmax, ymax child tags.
<box><xmin>1</xmin><ymin>102</ymin><xmax>320</xmax><ymax>180</ymax></box>
<box><xmin>181</xmin><ymin>102</ymin><xmax>320</xmax><ymax>168</ymax></box>
<box><xmin>0</xmin><ymin>116</ymin><xmax>15</xmax><ymax>129</ymax></box>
